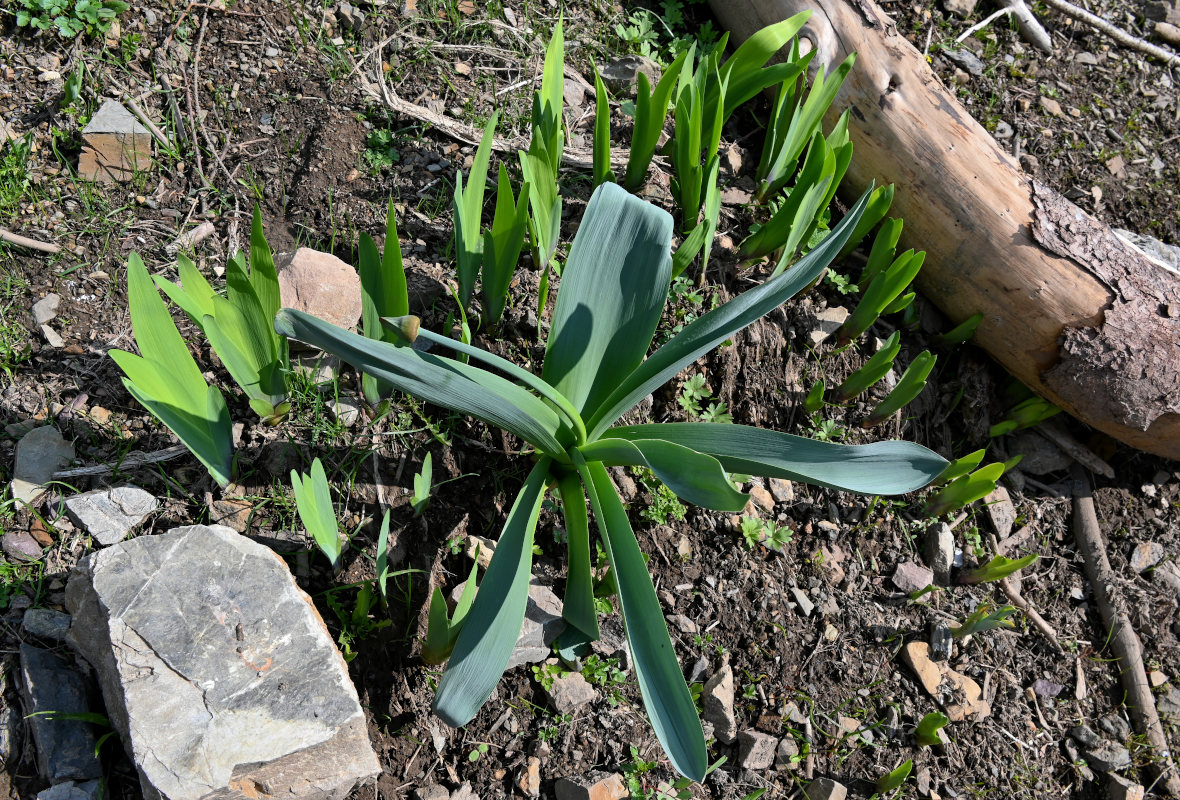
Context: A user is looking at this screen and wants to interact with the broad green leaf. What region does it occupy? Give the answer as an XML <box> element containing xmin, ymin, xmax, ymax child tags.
<box><xmin>579</xmin><ymin>438</ymin><xmax>747</xmax><ymax>512</ymax></box>
<box><xmin>916</xmin><ymin>712</ymin><xmax>949</xmax><ymax>746</ymax></box>
<box><xmin>577</xmin><ymin>458</ymin><xmax>706</xmax><ymax>781</ymax></box>
<box><xmin>248</xmin><ymin>206</ymin><xmax>281</xmax><ymax>336</ymax></box>
<box><xmin>607</xmin><ymin>423</ymin><xmax>948</xmax><ymax>495</ymax></box>
<box><xmin>544</xmin><ymin>182</ymin><xmax>674</xmax><ymax>418</ymax></box>
<box><xmin>877</xmin><ymin>759</ymin><xmax>913</xmax><ymax>794</ymax></box>
<box><xmin>376</xmin><ymin>510</ymin><xmax>392</xmax><ymax>601</ymax></box>
<box><xmin>423</xmin><ymin>588</ymin><xmax>453</xmax><ymax>665</ymax></box>
<box><xmin>157</xmin><ymin>254</ymin><xmax>217</xmax><ymax>323</ymax></box>
<box><xmin>123</xmin><ymin>253</ymin><xmax>206</xmax><ymax>390</ymax></box>
<box><xmin>592</xmin><ymin>64</ymin><xmax>615</xmax><ymax>186</ymax></box>
<box><xmin>587</xmin><ymin>187</ymin><xmax>874</xmax><ymax>439</ymax></box>
<box><xmin>291</xmin><ymin>458</ymin><xmax>342</xmax><ymax>570</ymax></box>
<box><xmin>276</xmin><ymin>309</ymin><xmax>566</xmax><ymax>456</ymax></box>
<box><xmin>434</xmin><ymin>459</ymin><xmax>550</xmax><ymax>725</ymax></box>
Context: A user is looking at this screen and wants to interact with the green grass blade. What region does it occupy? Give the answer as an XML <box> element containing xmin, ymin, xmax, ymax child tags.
<box><xmin>586</xmin><ymin>187</ymin><xmax>873</xmax><ymax>439</ymax></box>
<box><xmin>607</xmin><ymin>423</ymin><xmax>948</xmax><ymax>495</ymax></box>
<box><xmin>276</xmin><ymin>309</ymin><xmax>566</xmax><ymax>456</ymax></box>
<box><xmin>433</xmin><ymin>458</ymin><xmax>550</xmax><ymax>726</ymax></box>
<box><xmin>543</xmin><ymin>183</ymin><xmax>674</xmax><ymax>418</ymax></box>
<box><xmin>577</xmin><ymin>458</ymin><xmax>706</xmax><ymax>781</ymax></box>
<box><xmin>579</xmin><ymin>438</ymin><xmax>747</xmax><ymax>512</ymax></box>
<box><xmin>592</xmin><ymin>65</ymin><xmax>615</xmax><ymax>186</ymax></box>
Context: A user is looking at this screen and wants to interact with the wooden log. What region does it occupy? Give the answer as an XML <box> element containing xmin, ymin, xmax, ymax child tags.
<box><xmin>711</xmin><ymin>0</ymin><xmax>1180</xmax><ymax>460</ymax></box>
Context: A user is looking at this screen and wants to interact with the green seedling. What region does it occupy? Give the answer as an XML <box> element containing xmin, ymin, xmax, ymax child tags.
<box><xmin>803</xmin><ymin>379</ymin><xmax>825</xmax><ymax>414</ymax></box>
<box><xmin>877</xmin><ymin>759</ymin><xmax>913</xmax><ymax>794</ymax></box>
<box><xmin>156</xmin><ymin>209</ymin><xmax>289</xmax><ymax>421</ymax></box>
<box><xmin>422</xmin><ymin>552</ymin><xmax>479</xmax><ymax>665</ymax></box>
<box><xmin>934</xmin><ymin>448</ymin><xmax>986</xmax><ymax>484</ymax></box>
<box><xmin>678</xmin><ymin>373</ymin><xmax>710</xmax><ymax>416</ymax></box>
<box><xmin>837</xmin><ymin>248</ymin><xmax>926</xmax><ymax>347</ymax></box>
<box><xmin>109</xmin><ymin>255</ymin><xmax>234</xmax><ymax>487</ymax></box>
<box><xmin>412</xmin><ymin>452</ymin><xmax>433</xmax><ymax>517</ymax></box>
<box><xmin>837</xmin><ymin>183</ymin><xmax>895</xmax><ymax>258</ymax></box>
<box><xmin>453</xmin><ymin>112</ymin><xmax>497</xmax><ymax>308</ymax></box>
<box><xmin>741</xmin><ymin>131</ymin><xmax>835</xmax><ymax>263</ymax></box>
<box><xmin>989</xmin><ymin>395</ymin><xmax>1062</xmax><ymax>437</ymax></box>
<box><xmin>480</xmin><ymin>165</ymin><xmax>531</xmax><ymax>327</ymax></box>
<box><xmin>592</xmin><ymin>64</ymin><xmax>615</xmax><ymax>187</ymax></box>
<box><xmin>519</xmin><ymin>20</ymin><xmax>564</xmax><ymax>299</ymax></box>
<box><xmin>862</xmin><ymin>351</ymin><xmax>936</xmax><ymax>427</ymax></box>
<box><xmin>861</xmin><ymin>217</ymin><xmax>904</xmax><ymax>286</ymax></box>
<box><xmin>835</xmin><ymin>331</ymin><xmax>901</xmax><ymax>402</ymax></box>
<box><xmin>622</xmin><ymin>49</ymin><xmax>689</xmax><ymax>192</ymax></box>
<box><xmin>275</xmin><ymin>182</ymin><xmax>948</xmax><ymax>780</ymax></box>
<box><xmin>375</xmin><ymin>510</ymin><xmax>392</xmax><ymax>603</ymax></box>
<box><xmin>669</xmin><ymin>44</ymin><xmax>726</xmax><ymax>232</ymax></box>
<box><xmin>959</xmin><ymin>553</ymin><xmax>1037</xmax><ymax>585</ymax></box>
<box><xmin>924</xmin><ymin>461</ymin><xmax>1006</xmax><ymax>517</ymax></box>
<box><xmin>950</xmin><ymin>603</ymin><xmax>1018</xmax><ymax>638</ymax></box>
<box><xmin>756</xmin><ymin>51</ymin><xmax>854</xmax><ymax>203</ymax></box>
<box><xmin>738</xmin><ymin>515</ymin><xmax>763</xmax><ymax>550</ymax></box>
<box><xmin>290</xmin><ymin>458</ymin><xmax>343</xmax><ymax>571</ymax></box>
<box><xmin>935</xmin><ymin>312</ymin><xmax>983</xmax><ymax>347</ymax></box>
<box><xmin>670</xmin><ymin>156</ymin><xmax>721</xmax><ymax>278</ymax></box>
<box><xmin>915</xmin><ymin>711</ymin><xmax>949</xmax><ymax>746</ymax></box>
<box><xmin>359</xmin><ymin>199</ymin><xmax>409</xmax><ymax>404</ymax></box>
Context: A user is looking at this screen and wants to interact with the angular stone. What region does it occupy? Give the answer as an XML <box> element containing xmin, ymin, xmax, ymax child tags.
<box><xmin>1039</xmin><ymin>97</ymin><xmax>1064</xmax><ymax>117</ymax></box>
<box><xmin>748</xmin><ymin>485</ymin><xmax>775</xmax><ymax>513</ymax></box>
<box><xmin>330</xmin><ymin>398</ymin><xmax>361</xmax><ymax>427</ymax></box>
<box><xmin>1012</xmin><ymin>431</ymin><xmax>1072</xmax><ymax>474</ymax></box>
<box><xmin>450</xmin><ymin>783</ymin><xmax>479</xmax><ymax>800</ymax></box>
<box><xmin>942</xmin><ymin>0</ymin><xmax>978</xmax><ymax>15</ymax></box>
<box><xmin>548</xmin><ymin>671</ymin><xmax>597</xmax><ymax>714</ymax></box>
<box><xmin>1130</xmin><ymin>541</ymin><xmax>1164</xmax><ymax>572</ymax></box>
<box><xmin>768</xmin><ymin>478</ymin><xmax>795</xmax><ymax>504</ymax></box>
<box><xmin>510</xmin><ymin>581</ymin><xmax>567</xmax><ymax>670</ymax></box>
<box><xmin>517</xmin><ymin>755</ymin><xmax>541</xmax><ymax>797</ymax></box>
<box><xmin>925</xmin><ymin>522</ymin><xmax>955</xmax><ymax>585</ymax></box>
<box><xmin>65</xmin><ymin>524</ymin><xmax>380</xmax><ymax>800</ymax></box>
<box><xmin>207</xmin><ymin>497</ymin><xmax>252</xmax><ymax>534</ymax></box>
<box><xmin>414</xmin><ymin>787</ymin><xmax>449</xmax><ymax>800</ymax></box>
<box><xmin>702</xmin><ymin>663</ymin><xmax>737</xmax><ymax>744</ymax></box>
<box><xmin>36</xmin><ymin>780</ymin><xmax>101</xmax><ymax>800</ymax></box>
<box><xmin>891</xmin><ymin>561</ymin><xmax>934</xmax><ymax>593</ymax></box>
<box><xmin>277</xmin><ymin>248</ymin><xmax>363</xmax><ymax>332</ymax></box>
<box><xmin>554</xmin><ymin>770</ymin><xmax>627</xmax><ymax>800</ymax></box>
<box><xmin>737</xmin><ymin>730</ymin><xmax>777</xmax><ymax>770</ymax></box>
<box><xmin>2</xmin><ymin>531</ymin><xmax>43</xmax><ymax>561</ymax></box>
<box><xmin>19</xmin><ymin>644</ymin><xmax>103</xmax><ymax>783</ymax></box>
<box><xmin>1108</xmin><ymin>773</ymin><xmax>1145</xmax><ymax>800</ymax></box>
<box><xmin>775</xmin><ymin>736</ymin><xmax>800</xmax><ymax>769</ymax></box>
<box><xmin>22</xmin><ymin>608</ymin><xmax>72</xmax><ymax>642</ymax></box>
<box><xmin>41</xmin><ymin>324</ymin><xmax>65</xmax><ymax>348</ymax></box>
<box><xmin>598</xmin><ymin>55</ymin><xmax>661</xmax><ymax>93</ymax></box>
<box><xmin>32</xmin><ymin>293</ymin><xmax>60</xmax><ymax>325</ymax></box>
<box><xmin>65</xmin><ymin>486</ymin><xmax>158</xmax><ymax>546</ymax></box>
<box><xmin>1084</xmin><ymin>741</ymin><xmax>1131</xmax><ymax>772</ymax></box>
<box><xmin>804</xmin><ymin>777</ymin><xmax>848</xmax><ymax>800</ymax></box>
<box><xmin>11</xmin><ymin>426</ymin><xmax>75</xmax><ymax>506</ymax></box>
<box><xmin>982</xmin><ymin>486</ymin><xmax>1016</xmax><ymax>538</ymax></box>
<box><xmin>79</xmin><ymin>100</ymin><xmax>151</xmax><ymax>183</ymax></box>
<box><xmin>808</xmin><ymin>307</ymin><xmax>849</xmax><ymax>345</ymax></box>
<box><xmin>791</xmin><ymin>587</ymin><xmax>814</xmax><ymax>618</ymax></box>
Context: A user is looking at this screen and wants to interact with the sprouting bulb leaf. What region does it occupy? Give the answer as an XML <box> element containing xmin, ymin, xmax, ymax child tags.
<box><xmin>877</xmin><ymin>759</ymin><xmax>913</xmax><ymax>794</ymax></box>
<box><xmin>950</xmin><ymin>603</ymin><xmax>1018</xmax><ymax>638</ymax></box>
<box><xmin>959</xmin><ymin>554</ymin><xmax>1037</xmax><ymax>586</ymax></box>
<box><xmin>412</xmin><ymin>452</ymin><xmax>433</xmax><ymax>517</ymax></box>
<box><xmin>924</xmin><ymin>462</ymin><xmax>1006</xmax><ymax>517</ymax></box>
<box><xmin>291</xmin><ymin>458</ymin><xmax>343</xmax><ymax>571</ymax></box>
<box><xmin>915</xmin><ymin>711</ymin><xmax>949</xmax><ymax>746</ymax></box>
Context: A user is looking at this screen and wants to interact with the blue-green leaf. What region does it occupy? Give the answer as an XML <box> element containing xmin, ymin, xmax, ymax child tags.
<box><xmin>578</xmin><ymin>438</ymin><xmax>747</xmax><ymax>512</ymax></box>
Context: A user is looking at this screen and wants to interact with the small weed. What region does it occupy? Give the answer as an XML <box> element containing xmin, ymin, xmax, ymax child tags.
<box><xmin>15</xmin><ymin>0</ymin><xmax>128</xmax><ymax>37</ymax></box>
<box><xmin>531</xmin><ymin>662</ymin><xmax>566</xmax><ymax>692</ymax></box>
<box><xmin>362</xmin><ymin>128</ymin><xmax>401</xmax><ymax>174</ymax></box>
<box><xmin>583</xmin><ymin>654</ymin><xmax>627</xmax><ymax>706</ymax></box>
<box><xmin>467</xmin><ymin>742</ymin><xmax>489</xmax><ymax>762</ymax></box>
<box><xmin>636</xmin><ymin>469</ymin><xmax>687</xmax><ymax>526</ymax></box>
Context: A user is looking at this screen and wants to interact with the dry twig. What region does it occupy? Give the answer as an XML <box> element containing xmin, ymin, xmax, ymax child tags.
<box><xmin>985</xmin><ymin>532</ymin><xmax>1063</xmax><ymax>652</ymax></box>
<box><xmin>1072</xmin><ymin>466</ymin><xmax>1180</xmax><ymax>796</ymax></box>
<box><xmin>0</xmin><ymin>228</ymin><xmax>61</xmax><ymax>254</ymax></box>
<box><xmin>1042</xmin><ymin>0</ymin><xmax>1180</xmax><ymax>66</ymax></box>
<box><xmin>52</xmin><ymin>445</ymin><xmax>188</xmax><ymax>479</ymax></box>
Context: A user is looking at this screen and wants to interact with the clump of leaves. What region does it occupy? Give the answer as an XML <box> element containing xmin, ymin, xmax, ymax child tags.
<box><xmin>16</xmin><ymin>0</ymin><xmax>128</xmax><ymax>38</ymax></box>
<box><xmin>862</xmin><ymin>350</ymin><xmax>936</xmax><ymax>428</ymax></box>
<box><xmin>422</xmin><ymin>553</ymin><xmax>479</xmax><ymax>665</ymax></box>
<box><xmin>290</xmin><ymin>457</ymin><xmax>344</xmax><ymax>571</ymax></box>
<box><xmin>959</xmin><ymin>554</ymin><xmax>1037</xmax><ymax>585</ymax></box>
<box><xmin>950</xmin><ymin>603</ymin><xmax>1018</xmax><ymax>638</ymax></box>
<box><xmin>275</xmin><ymin>183</ymin><xmax>947</xmax><ymax>779</ymax></box>
<box><xmin>359</xmin><ymin>199</ymin><xmax>409</xmax><ymax>404</ymax></box>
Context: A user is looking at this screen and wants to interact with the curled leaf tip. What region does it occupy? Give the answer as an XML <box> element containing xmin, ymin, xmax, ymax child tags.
<box><xmin>381</xmin><ymin>315</ymin><xmax>421</xmax><ymax>343</ymax></box>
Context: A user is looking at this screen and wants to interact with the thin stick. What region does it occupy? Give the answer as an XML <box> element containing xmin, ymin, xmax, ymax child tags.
<box><xmin>1072</xmin><ymin>466</ymin><xmax>1180</xmax><ymax>797</ymax></box>
<box><xmin>0</xmin><ymin>228</ymin><xmax>61</xmax><ymax>254</ymax></box>
<box><xmin>165</xmin><ymin>220</ymin><xmax>216</xmax><ymax>255</ymax></box>
<box><xmin>956</xmin><ymin>7</ymin><xmax>1015</xmax><ymax>43</ymax></box>
<box><xmin>1042</xmin><ymin>0</ymin><xmax>1180</xmax><ymax>66</ymax></box>
<box><xmin>985</xmin><ymin>532</ymin><xmax>1063</xmax><ymax>652</ymax></box>
<box><xmin>52</xmin><ymin>445</ymin><xmax>189</xmax><ymax>479</ymax></box>
<box><xmin>999</xmin><ymin>0</ymin><xmax>1055</xmax><ymax>52</ymax></box>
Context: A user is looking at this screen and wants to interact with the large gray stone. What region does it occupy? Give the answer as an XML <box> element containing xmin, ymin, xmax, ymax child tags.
<box><xmin>19</xmin><ymin>644</ymin><xmax>103</xmax><ymax>783</ymax></box>
<box><xmin>10</xmin><ymin>426</ymin><xmax>75</xmax><ymax>506</ymax></box>
<box><xmin>65</xmin><ymin>524</ymin><xmax>380</xmax><ymax>800</ymax></box>
<box><xmin>455</xmin><ymin>579</ymin><xmax>566</xmax><ymax>670</ymax></box>
<box><xmin>65</xmin><ymin>486</ymin><xmax>158</xmax><ymax>546</ymax></box>
<box><xmin>37</xmin><ymin>780</ymin><xmax>102</xmax><ymax>800</ymax></box>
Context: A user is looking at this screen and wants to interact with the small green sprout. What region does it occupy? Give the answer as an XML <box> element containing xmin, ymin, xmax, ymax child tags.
<box><xmin>915</xmin><ymin>711</ymin><xmax>949</xmax><ymax>746</ymax></box>
<box><xmin>935</xmin><ymin>312</ymin><xmax>984</xmax><ymax>348</ymax></box>
<box><xmin>950</xmin><ymin>603</ymin><xmax>1018</xmax><ymax>638</ymax></box>
<box><xmin>989</xmin><ymin>395</ymin><xmax>1062</xmax><ymax>437</ymax></box>
<box><xmin>924</xmin><ymin>462</ymin><xmax>1006</xmax><ymax>517</ymax></box>
<box><xmin>959</xmin><ymin>554</ymin><xmax>1037</xmax><ymax>585</ymax></box>
<box><xmin>592</xmin><ymin>64</ymin><xmax>615</xmax><ymax>187</ymax></box>
<box><xmin>877</xmin><ymin>758</ymin><xmax>913</xmax><ymax>794</ymax></box>
<box><xmin>837</xmin><ymin>248</ymin><xmax>926</xmax><ymax>347</ymax></box>
<box><xmin>835</xmin><ymin>331</ymin><xmax>900</xmax><ymax>402</ymax></box>
<box><xmin>290</xmin><ymin>458</ymin><xmax>343</xmax><ymax>571</ymax></box>
<box><xmin>411</xmin><ymin>452</ymin><xmax>433</xmax><ymax>517</ymax></box>
<box><xmin>422</xmin><ymin>552</ymin><xmax>479</xmax><ymax>665</ymax></box>
<box><xmin>862</xmin><ymin>351</ymin><xmax>936</xmax><ymax>427</ymax></box>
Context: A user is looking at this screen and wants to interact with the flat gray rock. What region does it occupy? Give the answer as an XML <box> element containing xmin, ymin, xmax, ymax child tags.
<box><xmin>65</xmin><ymin>486</ymin><xmax>158</xmax><ymax>546</ymax></box>
<box><xmin>32</xmin><ymin>293</ymin><xmax>60</xmax><ymax>325</ymax></box>
<box><xmin>37</xmin><ymin>779</ymin><xmax>102</xmax><ymax>800</ymax></box>
<box><xmin>22</xmin><ymin>608</ymin><xmax>72</xmax><ymax>642</ymax></box>
<box><xmin>83</xmin><ymin>100</ymin><xmax>149</xmax><ymax>136</ymax></box>
<box><xmin>19</xmin><ymin>644</ymin><xmax>103</xmax><ymax>784</ymax></box>
<box><xmin>66</xmin><ymin>524</ymin><xmax>380</xmax><ymax>800</ymax></box>
<box><xmin>11</xmin><ymin>426</ymin><xmax>75</xmax><ymax>506</ymax></box>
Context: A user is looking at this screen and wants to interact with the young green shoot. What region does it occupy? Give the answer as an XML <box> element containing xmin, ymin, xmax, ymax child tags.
<box><xmin>915</xmin><ymin>711</ymin><xmax>949</xmax><ymax>746</ymax></box>
<box><xmin>109</xmin><ymin>255</ymin><xmax>234</xmax><ymax>487</ymax></box>
<box><xmin>592</xmin><ymin>64</ymin><xmax>615</xmax><ymax>187</ymax></box>
<box><xmin>935</xmin><ymin>312</ymin><xmax>984</xmax><ymax>348</ymax></box>
<box><xmin>925</xmin><ymin>462</ymin><xmax>1006</xmax><ymax>517</ymax></box>
<box><xmin>837</xmin><ymin>248</ymin><xmax>926</xmax><ymax>347</ymax></box>
<box><xmin>453</xmin><ymin>113</ymin><xmax>498</xmax><ymax>308</ymax></box>
<box><xmin>877</xmin><ymin>759</ymin><xmax>913</xmax><ymax>795</ymax></box>
<box><xmin>359</xmin><ymin>199</ymin><xmax>409</xmax><ymax>404</ymax></box>
<box><xmin>480</xmin><ymin>164</ymin><xmax>531</xmax><ymax>327</ymax></box>
<box><xmin>989</xmin><ymin>395</ymin><xmax>1062</xmax><ymax>437</ymax></box>
<box><xmin>422</xmin><ymin>553</ymin><xmax>479</xmax><ymax>664</ymax></box>
<box><xmin>290</xmin><ymin>458</ymin><xmax>343</xmax><ymax>571</ymax></box>
<box><xmin>835</xmin><ymin>330</ymin><xmax>900</xmax><ymax>402</ymax></box>
<box><xmin>959</xmin><ymin>553</ymin><xmax>1037</xmax><ymax>585</ymax></box>
<box><xmin>837</xmin><ymin>184</ymin><xmax>895</xmax><ymax>258</ymax></box>
<box><xmin>412</xmin><ymin>452</ymin><xmax>433</xmax><ymax>517</ymax></box>
<box><xmin>950</xmin><ymin>603</ymin><xmax>1018</xmax><ymax>638</ymax></box>
<box><xmin>622</xmin><ymin>49</ymin><xmax>689</xmax><ymax>192</ymax></box>
<box><xmin>862</xmin><ymin>351</ymin><xmax>936</xmax><ymax>428</ymax></box>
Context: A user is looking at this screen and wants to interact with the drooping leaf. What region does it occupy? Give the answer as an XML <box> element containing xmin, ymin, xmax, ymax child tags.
<box><xmin>433</xmin><ymin>459</ymin><xmax>550</xmax><ymax>725</ymax></box>
<box><xmin>577</xmin><ymin>458</ymin><xmax>706</xmax><ymax>781</ymax></box>
<box><xmin>607</xmin><ymin>423</ymin><xmax>947</xmax><ymax>495</ymax></box>
<box><xmin>578</xmin><ymin>438</ymin><xmax>747</xmax><ymax>511</ymax></box>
